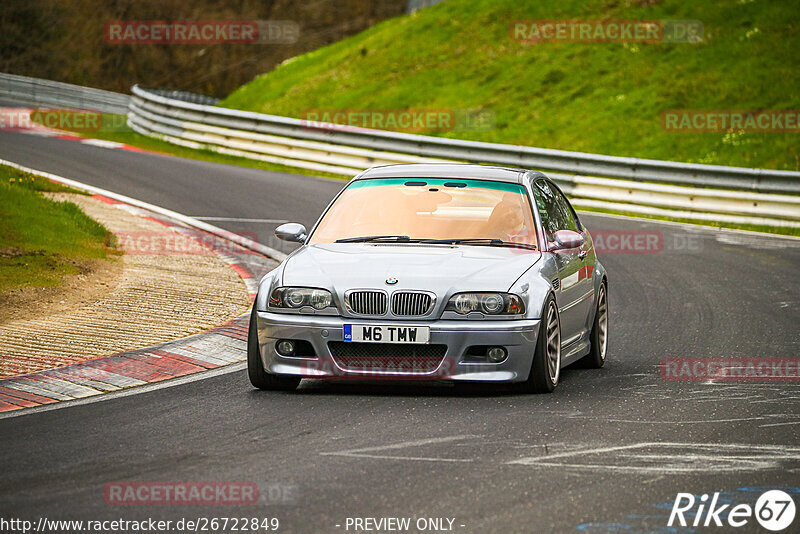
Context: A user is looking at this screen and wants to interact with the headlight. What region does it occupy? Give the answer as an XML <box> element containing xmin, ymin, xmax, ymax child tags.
<box><xmin>269</xmin><ymin>287</ymin><xmax>333</xmax><ymax>310</ymax></box>
<box><xmin>445</xmin><ymin>292</ymin><xmax>525</xmax><ymax>315</ymax></box>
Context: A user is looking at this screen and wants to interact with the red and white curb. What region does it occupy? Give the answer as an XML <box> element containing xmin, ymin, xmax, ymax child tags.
<box><xmin>21</xmin><ymin>129</ymin><xmax>157</xmax><ymax>154</ymax></box>
<box><xmin>0</xmin><ymin>317</ymin><xmax>250</xmax><ymax>409</ymax></box>
<box><xmin>2</xmin><ymin>108</ymin><xmax>160</xmax><ymax>154</ymax></box>
<box><xmin>0</xmin><ymin>160</ymin><xmax>283</xmax><ymax>414</ymax></box>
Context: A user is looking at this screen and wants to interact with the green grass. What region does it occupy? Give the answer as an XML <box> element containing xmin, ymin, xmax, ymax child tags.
<box><xmin>220</xmin><ymin>0</ymin><xmax>799</xmax><ymax>171</ymax></box>
<box><xmin>0</xmin><ymin>165</ymin><xmax>116</xmax><ymax>294</ymax></box>
<box><xmin>4</xmin><ymin>167</ymin><xmax>87</xmax><ymax>194</ymax></box>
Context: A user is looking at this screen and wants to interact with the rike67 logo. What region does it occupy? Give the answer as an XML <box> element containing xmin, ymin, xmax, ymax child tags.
<box><xmin>669</xmin><ymin>490</ymin><xmax>796</xmax><ymax>531</ymax></box>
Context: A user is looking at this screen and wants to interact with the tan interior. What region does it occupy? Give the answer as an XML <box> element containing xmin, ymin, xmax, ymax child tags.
<box><xmin>310</xmin><ymin>182</ymin><xmax>538</xmax><ymax>246</ymax></box>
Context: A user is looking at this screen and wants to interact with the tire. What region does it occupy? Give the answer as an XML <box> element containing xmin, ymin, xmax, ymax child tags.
<box><xmin>521</xmin><ymin>295</ymin><xmax>561</xmax><ymax>394</ymax></box>
<box><xmin>581</xmin><ymin>281</ymin><xmax>608</xmax><ymax>369</ymax></box>
<box><xmin>247</xmin><ymin>304</ymin><xmax>301</xmax><ymax>391</ymax></box>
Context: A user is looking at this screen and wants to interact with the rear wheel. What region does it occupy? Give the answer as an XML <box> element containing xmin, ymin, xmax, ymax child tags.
<box><xmin>582</xmin><ymin>282</ymin><xmax>608</xmax><ymax>368</ymax></box>
<box><xmin>521</xmin><ymin>295</ymin><xmax>560</xmax><ymax>393</ymax></box>
<box><xmin>247</xmin><ymin>304</ymin><xmax>301</xmax><ymax>391</ymax></box>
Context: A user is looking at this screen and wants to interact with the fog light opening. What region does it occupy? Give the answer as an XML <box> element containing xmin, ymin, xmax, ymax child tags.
<box><xmin>276</xmin><ymin>340</ymin><xmax>296</xmax><ymax>356</ymax></box>
<box><xmin>487</xmin><ymin>346</ymin><xmax>507</xmax><ymax>363</ymax></box>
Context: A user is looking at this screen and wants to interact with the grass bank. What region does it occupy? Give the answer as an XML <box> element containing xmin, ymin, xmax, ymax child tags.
<box><xmin>0</xmin><ymin>165</ymin><xmax>116</xmax><ymax>295</ymax></box>
<box><xmin>221</xmin><ymin>0</ymin><xmax>799</xmax><ymax>171</ymax></box>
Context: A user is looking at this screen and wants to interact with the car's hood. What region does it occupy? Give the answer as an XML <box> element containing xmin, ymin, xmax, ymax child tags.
<box><xmin>281</xmin><ymin>243</ymin><xmax>541</xmax><ymax>294</ymax></box>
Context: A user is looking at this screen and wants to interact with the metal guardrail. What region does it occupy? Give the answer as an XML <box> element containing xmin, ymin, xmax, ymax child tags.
<box><xmin>0</xmin><ymin>73</ymin><xmax>130</xmax><ymax>114</ymax></box>
<box><xmin>130</xmin><ymin>85</ymin><xmax>800</xmax><ymax>227</ymax></box>
<box><xmin>145</xmin><ymin>88</ymin><xmax>221</xmax><ymax>107</ymax></box>
<box><xmin>130</xmin><ymin>85</ymin><xmax>800</xmax><ymax>195</ymax></box>
<box><xmin>2</xmin><ymin>73</ymin><xmax>797</xmax><ymax>227</ymax></box>
<box><xmin>2</xmin><ymin>72</ymin><xmax>795</xmax><ymax>227</ymax></box>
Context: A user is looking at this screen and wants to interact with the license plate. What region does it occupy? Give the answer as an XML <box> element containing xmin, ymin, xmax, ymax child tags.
<box><xmin>344</xmin><ymin>324</ymin><xmax>430</xmax><ymax>344</ymax></box>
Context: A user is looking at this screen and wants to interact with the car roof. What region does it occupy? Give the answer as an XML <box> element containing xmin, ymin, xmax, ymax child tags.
<box><xmin>355</xmin><ymin>164</ymin><xmax>545</xmax><ymax>184</ymax></box>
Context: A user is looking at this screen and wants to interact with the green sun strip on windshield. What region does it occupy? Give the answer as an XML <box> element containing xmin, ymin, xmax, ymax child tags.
<box><xmin>348</xmin><ymin>177</ymin><xmax>526</xmax><ymax>194</ymax></box>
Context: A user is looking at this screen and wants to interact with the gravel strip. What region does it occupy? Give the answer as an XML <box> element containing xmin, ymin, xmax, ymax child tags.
<box><xmin>0</xmin><ymin>194</ymin><xmax>252</xmax><ymax>378</ymax></box>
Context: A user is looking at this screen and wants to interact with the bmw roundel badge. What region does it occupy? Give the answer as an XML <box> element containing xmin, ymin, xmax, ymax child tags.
<box><xmin>385</xmin><ymin>277</ymin><xmax>398</xmax><ymax>285</ymax></box>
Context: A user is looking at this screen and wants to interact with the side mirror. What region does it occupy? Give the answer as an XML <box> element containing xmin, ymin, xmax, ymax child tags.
<box><xmin>552</xmin><ymin>229</ymin><xmax>585</xmax><ymax>250</ymax></box>
<box><xmin>275</xmin><ymin>223</ymin><xmax>307</xmax><ymax>243</ymax></box>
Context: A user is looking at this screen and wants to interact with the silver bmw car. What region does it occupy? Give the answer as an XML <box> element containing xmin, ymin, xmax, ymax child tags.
<box><xmin>248</xmin><ymin>164</ymin><xmax>608</xmax><ymax>393</ymax></box>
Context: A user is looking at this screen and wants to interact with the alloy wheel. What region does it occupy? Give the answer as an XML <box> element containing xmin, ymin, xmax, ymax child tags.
<box><xmin>546</xmin><ymin>301</ymin><xmax>561</xmax><ymax>384</ymax></box>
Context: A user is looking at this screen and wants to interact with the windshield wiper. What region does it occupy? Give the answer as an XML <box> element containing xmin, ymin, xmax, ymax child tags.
<box><xmin>335</xmin><ymin>236</ymin><xmax>537</xmax><ymax>250</ymax></box>
<box><xmin>420</xmin><ymin>238</ymin><xmax>538</xmax><ymax>250</ymax></box>
<box><xmin>335</xmin><ymin>235</ymin><xmax>413</xmax><ymax>243</ymax></box>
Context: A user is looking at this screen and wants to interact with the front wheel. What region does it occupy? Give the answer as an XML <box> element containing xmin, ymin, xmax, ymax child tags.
<box><xmin>582</xmin><ymin>281</ymin><xmax>608</xmax><ymax>368</ymax></box>
<box><xmin>521</xmin><ymin>295</ymin><xmax>561</xmax><ymax>393</ymax></box>
<box><xmin>247</xmin><ymin>305</ymin><xmax>301</xmax><ymax>391</ymax></box>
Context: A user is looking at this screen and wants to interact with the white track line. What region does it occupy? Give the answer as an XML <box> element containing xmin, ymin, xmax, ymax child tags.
<box><xmin>191</xmin><ymin>217</ymin><xmax>289</xmax><ymax>223</ymax></box>
<box><xmin>320</xmin><ymin>435</ymin><xmax>480</xmax><ymax>463</ymax></box>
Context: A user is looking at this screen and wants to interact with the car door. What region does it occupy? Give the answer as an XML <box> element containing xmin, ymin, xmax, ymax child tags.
<box><xmin>531</xmin><ymin>180</ymin><xmax>588</xmax><ymax>345</ymax></box>
<box><xmin>549</xmin><ymin>180</ymin><xmax>596</xmax><ymax>342</ymax></box>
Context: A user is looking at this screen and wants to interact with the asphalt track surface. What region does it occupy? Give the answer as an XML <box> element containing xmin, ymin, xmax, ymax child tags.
<box><xmin>1</xmin><ymin>127</ymin><xmax>799</xmax><ymax>533</ymax></box>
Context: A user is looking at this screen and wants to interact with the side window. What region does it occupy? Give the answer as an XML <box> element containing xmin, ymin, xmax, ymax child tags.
<box><xmin>532</xmin><ymin>180</ymin><xmax>568</xmax><ymax>242</ymax></box>
<box><xmin>549</xmin><ymin>182</ymin><xmax>581</xmax><ymax>232</ymax></box>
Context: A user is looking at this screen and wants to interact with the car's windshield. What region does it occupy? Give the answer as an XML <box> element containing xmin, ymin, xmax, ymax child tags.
<box><xmin>308</xmin><ymin>178</ymin><xmax>538</xmax><ymax>248</ymax></box>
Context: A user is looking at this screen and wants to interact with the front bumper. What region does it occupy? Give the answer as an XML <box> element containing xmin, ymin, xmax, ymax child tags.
<box><xmin>255</xmin><ymin>311</ymin><xmax>540</xmax><ymax>382</ymax></box>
